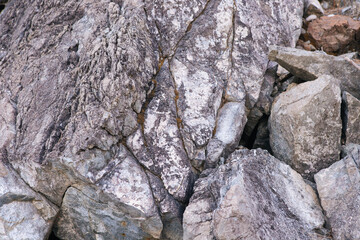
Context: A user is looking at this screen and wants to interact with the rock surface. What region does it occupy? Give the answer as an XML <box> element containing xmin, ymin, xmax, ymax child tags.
<box><xmin>270</xmin><ymin>75</ymin><xmax>342</xmax><ymax>179</ymax></box>
<box><xmin>307</xmin><ymin>15</ymin><xmax>360</xmax><ymax>54</ymax></box>
<box><xmin>269</xmin><ymin>46</ymin><xmax>360</xmax><ymax>100</ymax></box>
<box><xmin>0</xmin><ymin>155</ymin><xmax>58</xmax><ymax>240</ymax></box>
<box><xmin>315</xmin><ymin>144</ymin><xmax>360</xmax><ymax>240</ymax></box>
<box><xmin>343</xmin><ymin>91</ymin><xmax>360</xmax><ymax>144</ymax></box>
<box><xmin>183</xmin><ymin>149</ymin><xmax>326</xmax><ymax>240</ymax></box>
<box><xmin>305</xmin><ymin>0</ymin><xmax>325</xmax><ymax>18</ymax></box>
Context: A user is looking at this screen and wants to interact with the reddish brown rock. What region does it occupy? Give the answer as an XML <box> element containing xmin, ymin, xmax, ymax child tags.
<box><xmin>307</xmin><ymin>15</ymin><xmax>360</xmax><ymax>54</ymax></box>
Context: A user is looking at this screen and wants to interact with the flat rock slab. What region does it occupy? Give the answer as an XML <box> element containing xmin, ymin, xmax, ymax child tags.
<box><xmin>269</xmin><ymin>46</ymin><xmax>360</xmax><ymax>100</ymax></box>
<box><xmin>315</xmin><ymin>144</ymin><xmax>360</xmax><ymax>240</ymax></box>
<box><xmin>183</xmin><ymin>149</ymin><xmax>326</xmax><ymax>240</ymax></box>
<box><xmin>270</xmin><ymin>75</ymin><xmax>342</xmax><ymax>179</ymax></box>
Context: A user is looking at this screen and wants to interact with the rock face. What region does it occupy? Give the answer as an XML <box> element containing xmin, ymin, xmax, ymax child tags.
<box><xmin>307</xmin><ymin>15</ymin><xmax>360</xmax><ymax>54</ymax></box>
<box><xmin>343</xmin><ymin>92</ymin><xmax>360</xmax><ymax>144</ymax></box>
<box><xmin>270</xmin><ymin>75</ymin><xmax>342</xmax><ymax>179</ymax></box>
<box><xmin>315</xmin><ymin>144</ymin><xmax>360</xmax><ymax>240</ymax></box>
<box><xmin>269</xmin><ymin>46</ymin><xmax>360</xmax><ymax>100</ymax></box>
<box><xmin>0</xmin><ymin>0</ymin><xmax>324</xmax><ymax>239</ymax></box>
<box><xmin>304</xmin><ymin>0</ymin><xmax>324</xmax><ymax>18</ymax></box>
<box><xmin>0</xmin><ymin>156</ymin><xmax>58</xmax><ymax>240</ymax></box>
<box><xmin>183</xmin><ymin>149</ymin><xmax>326</xmax><ymax>240</ymax></box>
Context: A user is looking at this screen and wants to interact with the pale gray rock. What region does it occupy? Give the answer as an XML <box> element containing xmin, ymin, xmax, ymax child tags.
<box><xmin>269</xmin><ymin>46</ymin><xmax>360</xmax><ymax>100</ymax></box>
<box><xmin>127</xmin><ymin>60</ymin><xmax>194</xmax><ymax>203</ymax></box>
<box><xmin>183</xmin><ymin>149</ymin><xmax>326</xmax><ymax>240</ymax></box>
<box><xmin>315</xmin><ymin>144</ymin><xmax>360</xmax><ymax>240</ymax></box>
<box><xmin>0</xmin><ymin>156</ymin><xmax>58</xmax><ymax>240</ymax></box>
<box><xmin>54</xmin><ymin>144</ymin><xmax>163</xmax><ymax>239</ymax></box>
<box><xmin>54</xmin><ymin>184</ymin><xmax>161</xmax><ymax>240</ymax></box>
<box><xmin>270</xmin><ymin>75</ymin><xmax>342</xmax><ymax>179</ymax></box>
<box><xmin>343</xmin><ymin>92</ymin><xmax>360</xmax><ymax>144</ymax></box>
<box><xmin>205</xmin><ymin>102</ymin><xmax>247</xmax><ymax>168</ymax></box>
<box><xmin>144</xmin><ymin>0</ymin><xmax>208</xmax><ymax>57</ymax></box>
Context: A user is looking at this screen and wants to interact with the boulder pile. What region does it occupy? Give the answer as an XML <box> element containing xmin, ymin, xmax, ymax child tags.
<box><xmin>0</xmin><ymin>0</ymin><xmax>360</xmax><ymax>239</ymax></box>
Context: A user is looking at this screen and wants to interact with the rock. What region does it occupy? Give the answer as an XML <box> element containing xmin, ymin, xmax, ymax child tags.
<box><xmin>304</xmin><ymin>0</ymin><xmax>324</xmax><ymax>18</ymax></box>
<box><xmin>315</xmin><ymin>144</ymin><xmax>360</xmax><ymax>240</ymax></box>
<box><xmin>0</xmin><ymin>154</ymin><xmax>58</xmax><ymax>240</ymax></box>
<box><xmin>54</xmin><ymin>184</ymin><xmax>162</xmax><ymax>240</ymax></box>
<box><xmin>343</xmin><ymin>91</ymin><xmax>360</xmax><ymax>144</ymax></box>
<box><xmin>54</xmin><ymin>144</ymin><xmax>163</xmax><ymax>239</ymax></box>
<box><xmin>269</xmin><ymin>75</ymin><xmax>342</xmax><ymax>179</ymax></box>
<box><xmin>205</xmin><ymin>102</ymin><xmax>247</xmax><ymax>168</ymax></box>
<box><xmin>183</xmin><ymin>149</ymin><xmax>326</xmax><ymax>240</ymax></box>
<box><xmin>307</xmin><ymin>15</ymin><xmax>360</xmax><ymax>54</ymax></box>
<box><xmin>269</xmin><ymin>46</ymin><xmax>360</xmax><ymax>100</ymax></box>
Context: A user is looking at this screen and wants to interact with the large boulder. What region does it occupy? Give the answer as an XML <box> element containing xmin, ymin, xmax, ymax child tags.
<box><xmin>268</xmin><ymin>46</ymin><xmax>360</xmax><ymax>100</ymax></box>
<box><xmin>269</xmin><ymin>75</ymin><xmax>342</xmax><ymax>179</ymax></box>
<box><xmin>315</xmin><ymin>144</ymin><xmax>360</xmax><ymax>240</ymax></box>
<box><xmin>183</xmin><ymin>149</ymin><xmax>327</xmax><ymax>240</ymax></box>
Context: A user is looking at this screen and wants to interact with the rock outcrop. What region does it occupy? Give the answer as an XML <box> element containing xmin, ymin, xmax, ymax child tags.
<box><xmin>315</xmin><ymin>144</ymin><xmax>360</xmax><ymax>240</ymax></box>
<box><xmin>183</xmin><ymin>149</ymin><xmax>327</xmax><ymax>240</ymax></box>
<box><xmin>269</xmin><ymin>75</ymin><xmax>342</xmax><ymax>179</ymax></box>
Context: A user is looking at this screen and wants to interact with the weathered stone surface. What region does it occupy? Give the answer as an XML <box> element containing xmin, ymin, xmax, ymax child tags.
<box><xmin>270</xmin><ymin>75</ymin><xmax>342</xmax><ymax>179</ymax></box>
<box><xmin>205</xmin><ymin>101</ymin><xmax>247</xmax><ymax>168</ymax></box>
<box><xmin>183</xmin><ymin>149</ymin><xmax>326</xmax><ymax>240</ymax></box>
<box><xmin>54</xmin><ymin>144</ymin><xmax>163</xmax><ymax>239</ymax></box>
<box><xmin>0</xmin><ymin>156</ymin><xmax>58</xmax><ymax>240</ymax></box>
<box><xmin>269</xmin><ymin>46</ymin><xmax>360</xmax><ymax>100</ymax></box>
<box><xmin>343</xmin><ymin>91</ymin><xmax>360</xmax><ymax>144</ymax></box>
<box><xmin>54</xmin><ymin>184</ymin><xmax>161</xmax><ymax>240</ymax></box>
<box><xmin>315</xmin><ymin>144</ymin><xmax>360</xmax><ymax>240</ymax></box>
<box><xmin>307</xmin><ymin>15</ymin><xmax>360</xmax><ymax>54</ymax></box>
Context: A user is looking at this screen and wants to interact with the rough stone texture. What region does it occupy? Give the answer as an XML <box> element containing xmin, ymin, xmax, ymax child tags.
<box><xmin>270</xmin><ymin>75</ymin><xmax>342</xmax><ymax>179</ymax></box>
<box><xmin>0</xmin><ymin>0</ymin><xmax>305</xmax><ymax>238</ymax></box>
<box><xmin>206</xmin><ymin>101</ymin><xmax>247</xmax><ymax>168</ymax></box>
<box><xmin>269</xmin><ymin>46</ymin><xmax>360</xmax><ymax>100</ymax></box>
<box><xmin>343</xmin><ymin>92</ymin><xmax>360</xmax><ymax>144</ymax></box>
<box><xmin>183</xmin><ymin>149</ymin><xmax>326</xmax><ymax>240</ymax></box>
<box><xmin>0</xmin><ymin>156</ymin><xmax>58</xmax><ymax>240</ymax></box>
<box><xmin>315</xmin><ymin>144</ymin><xmax>360</xmax><ymax>240</ymax></box>
<box><xmin>307</xmin><ymin>15</ymin><xmax>360</xmax><ymax>55</ymax></box>
<box><xmin>54</xmin><ymin>184</ymin><xmax>161</xmax><ymax>240</ymax></box>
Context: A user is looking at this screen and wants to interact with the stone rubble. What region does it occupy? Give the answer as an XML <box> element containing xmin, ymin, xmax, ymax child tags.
<box><xmin>0</xmin><ymin>0</ymin><xmax>360</xmax><ymax>239</ymax></box>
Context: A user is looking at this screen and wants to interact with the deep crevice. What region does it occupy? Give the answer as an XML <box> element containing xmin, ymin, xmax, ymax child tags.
<box><xmin>341</xmin><ymin>92</ymin><xmax>348</xmax><ymax>146</ymax></box>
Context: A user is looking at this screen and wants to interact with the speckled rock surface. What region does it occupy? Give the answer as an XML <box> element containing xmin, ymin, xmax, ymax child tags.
<box><xmin>315</xmin><ymin>144</ymin><xmax>360</xmax><ymax>240</ymax></box>
<box><xmin>0</xmin><ymin>0</ymin><xmax>306</xmax><ymax>238</ymax></box>
<box><xmin>269</xmin><ymin>75</ymin><xmax>342</xmax><ymax>179</ymax></box>
<box><xmin>343</xmin><ymin>92</ymin><xmax>360</xmax><ymax>145</ymax></box>
<box><xmin>183</xmin><ymin>149</ymin><xmax>327</xmax><ymax>240</ymax></box>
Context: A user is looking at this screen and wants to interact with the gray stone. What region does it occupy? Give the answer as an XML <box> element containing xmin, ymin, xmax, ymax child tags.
<box><xmin>269</xmin><ymin>46</ymin><xmax>360</xmax><ymax>100</ymax></box>
<box><xmin>315</xmin><ymin>144</ymin><xmax>360</xmax><ymax>240</ymax></box>
<box><xmin>54</xmin><ymin>144</ymin><xmax>163</xmax><ymax>239</ymax></box>
<box><xmin>269</xmin><ymin>75</ymin><xmax>342</xmax><ymax>179</ymax></box>
<box><xmin>0</xmin><ymin>156</ymin><xmax>58</xmax><ymax>240</ymax></box>
<box><xmin>54</xmin><ymin>184</ymin><xmax>161</xmax><ymax>240</ymax></box>
<box><xmin>183</xmin><ymin>149</ymin><xmax>326</xmax><ymax>240</ymax></box>
<box><xmin>205</xmin><ymin>101</ymin><xmax>247</xmax><ymax>168</ymax></box>
<box><xmin>343</xmin><ymin>92</ymin><xmax>360</xmax><ymax>144</ymax></box>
